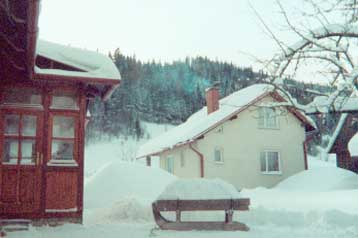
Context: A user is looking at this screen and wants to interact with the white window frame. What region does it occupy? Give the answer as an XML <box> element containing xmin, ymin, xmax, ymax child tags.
<box><xmin>258</xmin><ymin>107</ymin><xmax>279</xmax><ymax>129</ymax></box>
<box><xmin>214</xmin><ymin>147</ymin><xmax>224</xmax><ymax>164</ymax></box>
<box><xmin>167</xmin><ymin>156</ymin><xmax>174</xmax><ymax>174</ymax></box>
<box><xmin>260</xmin><ymin>150</ymin><xmax>281</xmax><ymax>175</ymax></box>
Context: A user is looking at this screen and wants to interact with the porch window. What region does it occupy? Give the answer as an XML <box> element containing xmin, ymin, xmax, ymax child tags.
<box><xmin>2</xmin><ymin>114</ymin><xmax>37</xmax><ymax>164</ymax></box>
<box><xmin>260</xmin><ymin>151</ymin><xmax>281</xmax><ymax>174</ymax></box>
<box><xmin>258</xmin><ymin>108</ymin><xmax>279</xmax><ymax>129</ymax></box>
<box><xmin>3</xmin><ymin>139</ymin><xmax>18</xmax><ymax>164</ymax></box>
<box><xmin>1</xmin><ymin>88</ymin><xmax>42</xmax><ymax>106</ymax></box>
<box><xmin>51</xmin><ymin>90</ymin><xmax>78</xmax><ymax>109</ymax></box>
<box><xmin>50</xmin><ymin>116</ymin><xmax>76</xmax><ymax>164</ymax></box>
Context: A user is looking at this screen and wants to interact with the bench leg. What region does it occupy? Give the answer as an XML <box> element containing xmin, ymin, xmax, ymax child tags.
<box><xmin>225</xmin><ymin>210</ymin><xmax>233</xmax><ymax>223</ymax></box>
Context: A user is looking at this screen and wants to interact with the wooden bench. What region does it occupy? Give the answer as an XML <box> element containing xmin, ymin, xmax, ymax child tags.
<box><xmin>152</xmin><ymin>198</ymin><xmax>250</xmax><ymax>231</ymax></box>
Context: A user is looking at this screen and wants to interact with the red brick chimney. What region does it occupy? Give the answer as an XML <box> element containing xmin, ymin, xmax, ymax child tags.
<box><xmin>206</xmin><ymin>86</ymin><xmax>219</xmax><ymax>114</ymax></box>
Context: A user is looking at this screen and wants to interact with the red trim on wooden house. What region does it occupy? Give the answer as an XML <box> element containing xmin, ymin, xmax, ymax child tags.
<box><xmin>34</xmin><ymin>73</ymin><xmax>120</xmax><ymax>86</ymax></box>
<box><xmin>34</xmin><ymin>73</ymin><xmax>120</xmax><ymax>101</ymax></box>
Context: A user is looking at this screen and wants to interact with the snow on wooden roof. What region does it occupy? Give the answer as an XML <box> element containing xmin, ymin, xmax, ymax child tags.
<box><xmin>35</xmin><ymin>39</ymin><xmax>121</xmax><ymax>81</ymax></box>
<box><xmin>137</xmin><ymin>84</ymin><xmax>315</xmax><ymax>158</ymax></box>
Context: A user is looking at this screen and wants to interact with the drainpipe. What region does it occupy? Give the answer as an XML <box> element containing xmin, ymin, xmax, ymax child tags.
<box><xmin>27</xmin><ymin>0</ymin><xmax>41</xmax><ymax>79</ymax></box>
<box><xmin>189</xmin><ymin>143</ymin><xmax>204</xmax><ymax>178</ymax></box>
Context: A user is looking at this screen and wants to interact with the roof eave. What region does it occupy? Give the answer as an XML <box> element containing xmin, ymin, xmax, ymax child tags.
<box><xmin>34</xmin><ymin>72</ymin><xmax>120</xmax><ymax>101</ymax></box>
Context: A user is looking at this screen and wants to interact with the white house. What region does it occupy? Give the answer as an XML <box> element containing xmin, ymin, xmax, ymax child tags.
<box><xmin>137</xmin><ymin>84</ymin><xmax>316</xmax><ymax>189</ymax></box>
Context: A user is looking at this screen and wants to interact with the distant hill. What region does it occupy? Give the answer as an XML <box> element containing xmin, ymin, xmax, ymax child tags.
<box><xmin>86</xmin><ymin>49</ymin><xmax>331</xmax><ymax>142</ymax></box>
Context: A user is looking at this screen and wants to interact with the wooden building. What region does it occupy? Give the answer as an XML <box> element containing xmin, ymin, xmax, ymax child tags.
<box><xmin>327</xmin><ymin>113</ymin><xmax>358</xmax><ymax>173</ymax></box>
<box><xmin>0</xmin><ymin>0</ymin><xmax>121</xmax><ymax>223</ymax></box>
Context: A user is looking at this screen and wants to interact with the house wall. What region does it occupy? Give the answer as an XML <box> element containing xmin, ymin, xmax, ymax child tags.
<box><xmin>159</xmin><ymin>96</ymin><xmax>306</xmax><ymax>189</ymax></box>
<box><xmin>160</xmin><ymin>146</ymin><xmax>201</xmax><ymax>178</ymax></box>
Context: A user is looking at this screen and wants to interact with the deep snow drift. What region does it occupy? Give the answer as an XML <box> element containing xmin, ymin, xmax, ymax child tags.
<box><xmin>85</xmin><ymin>162</ymin><xmax>175</xmax><ymax>209</ymax></box>
<box><xmin>275</xmin><ymin>164</ymin><xmax>358</xmax><ymax>191</ymax></box>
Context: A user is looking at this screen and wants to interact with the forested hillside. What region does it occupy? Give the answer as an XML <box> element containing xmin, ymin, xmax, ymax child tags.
<box><xmin>86</xmin><ymin>49</ymin><xmax>330</xmax><ymax>141</ymax></box>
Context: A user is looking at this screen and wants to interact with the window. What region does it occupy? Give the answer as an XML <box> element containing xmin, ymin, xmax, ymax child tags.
<box><xmin>51</xmin><ymin>90</ymin><xmax>78</xmax><ymax>109</ymax></box>
<box><xmin>50</xmin><ymin>116</ymin><xmax>77</xmax><ymax>164</ymax></box>
<box><xmin>258</xmin><ymin>108</ymin><xmax>279</xmax><ymax>129</ymax></box>
<box><xmin>167</xmin><ymin>156</ymin><xmax>174</xmax><ymax>173</ymax></box>
<box><xmin>2</xmin><ymin>88</ymin><xmax>42</xmax><ymax>106</ymax></box>
<box><xmin>215</xmin><ymin>125</ymin><xmax>223</xmax><ymax>134</ymax></box>
<box><xmin>180</xmin><ymin>151</ymin><xmax>185</xmax><ymax>167</ymax></box>
<box><xmin>214</xmin><ymin>148</ymin><xmax>223</xmax><ymax>163</ymax></box>
<box><xmin>2</xmin><ymin>114</ymin><xmax>37</xmax><ymax>165</ymax></box>
<box><xmin>260</xmin><ymin>151</ymin><xmax>281</xmax><ymax>174</ymax></box>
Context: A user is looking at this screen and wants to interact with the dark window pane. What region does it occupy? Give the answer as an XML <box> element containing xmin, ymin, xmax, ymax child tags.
<box><xmin>51</xmin><ymin>91</ymin><xmax>78</xmax><ymax>109</ymax></box>
<box><xmin>4</xmin><ymin>115</ymin><xmax>19</xmax><ymax>135</ymax></box>
<box><xmin>167</xmin><ymin>157</ymin><xmax>174</xmax><ymax>173</ymax></box>
<box><xmin>22</xmin><ymin>115</ymin><xmax>37</xmax><ymax>136</ymax></box>
<box><xmin>267</xmin><ymin>152</ymin><xmax>279</xmax><ymax>172</ymax></box>
<box><xmin>214</xmin><ymin>149</ymin><xmax>222</xmax><ymax>162</ymax></box>
<box><xmin>3</xmin><ymin>139</ymin><xmax>18</xmax><ymax>164</ymax></box>
<box><xmin>21</xmin><ymin>140</ymin><xmax>36</xmax><ymax>164</ymax></box>
<box><xmin>53</xmin><ymin>116</ymin><xmax>75</xmax><ymax>138</ymax></box>
<box><xmin>2</xmin><ymin>88</ymin><xmax>42</xmax><ymax>105</ymax></box>
<box><xmin>260</xmin><ymin>152</ymin><xmax>266</xmax><ymax>172</ymax></box>
<box><xmin>51</xmin><ymin>140</ymin><xmax>74</xmax><ymax>161</ymax></box>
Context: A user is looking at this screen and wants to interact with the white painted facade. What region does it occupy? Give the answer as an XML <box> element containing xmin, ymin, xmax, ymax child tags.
<box><xmin>159</xmin><ymin>95</ymin><xmax>306</xmax><ymax>189</ymax></box>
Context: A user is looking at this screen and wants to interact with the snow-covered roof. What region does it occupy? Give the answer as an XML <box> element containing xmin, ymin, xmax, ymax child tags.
<box><xmin>35</xmin><ymin>39</ymin><xmax>121</xmax><ymax>81</ymax></box>
<box><xmin>305</xmin><ymin>96</ymin><xmax>358</xmax><ymax>114</ymax></box>
<box><xmin>137</xmin><ymin>84</ymin><xmax>315</xmax><ymax>158</ymax></box>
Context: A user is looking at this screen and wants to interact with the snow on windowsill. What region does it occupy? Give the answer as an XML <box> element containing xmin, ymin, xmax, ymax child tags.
<box><xmin>0</xmin><ymin>103</ymin><xmax>44</xmax><ymax>110</ymax></box>
<box><xmin>261</xmin><ymin>171</ymin><xmax>282</xmax><ymax>175</ymax></box>
<box><xmin>47</xmin><ymin>160</ymin><xmax>78</xmax><ymax>167</ymax></box>
<box><xmin>49</xmin><ymin>106</ymin><xmax>79</xmax><ymax>111</ymax></box>
<box><xmin>258</xmin><ymin>126</ymin><xmax>280</xmax><ymax>130</ymax></box>
<box><xmin>45</xmin><ymin>207</ymin><xmax>78</xmax><ymax>213</ymax></box>
<box><xmin>214</xmin><ymin>161</ymin><xmax>224</xmax><ymax>165</ymax></box>
<box><xmin>2</xmin><ymin>161</ymin><xmax>18</xmax><ymax>165</ymax></box>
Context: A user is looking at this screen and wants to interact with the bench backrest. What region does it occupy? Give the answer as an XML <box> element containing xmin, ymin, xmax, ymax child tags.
<box><xmin>153</xmin><ymin>198</ymin><xmax>250</xmax><ymax>211</ymax></box>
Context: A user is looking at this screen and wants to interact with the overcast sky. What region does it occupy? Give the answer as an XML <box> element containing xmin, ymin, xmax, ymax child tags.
<box><xmin>38</xmin><ymin>0</ymin><xmax>316</xmax><ymax>77</ymax></box>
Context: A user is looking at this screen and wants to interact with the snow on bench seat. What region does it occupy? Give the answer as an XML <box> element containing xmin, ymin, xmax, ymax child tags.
<box><xmin>157</xmin><ymin>178</ymin><xmax>241</xmax><ymax>201</ymax></box>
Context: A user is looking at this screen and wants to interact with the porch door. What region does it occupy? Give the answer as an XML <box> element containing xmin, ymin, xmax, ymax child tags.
<box><xmin>0</xmin><ymin>110</ymin><xmax>43</xmax><ymax>214</ymax></box>
<box><xmin>45</xmin><ymin>112</ymin><xmax>79</xmax><ymax>212</ymax></box>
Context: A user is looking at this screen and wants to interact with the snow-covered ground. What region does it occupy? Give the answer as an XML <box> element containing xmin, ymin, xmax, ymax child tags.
<box><xmin>8</xmin><ymin>127</ymin><xmax>358</xmax><ymax>237</ymax></box>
